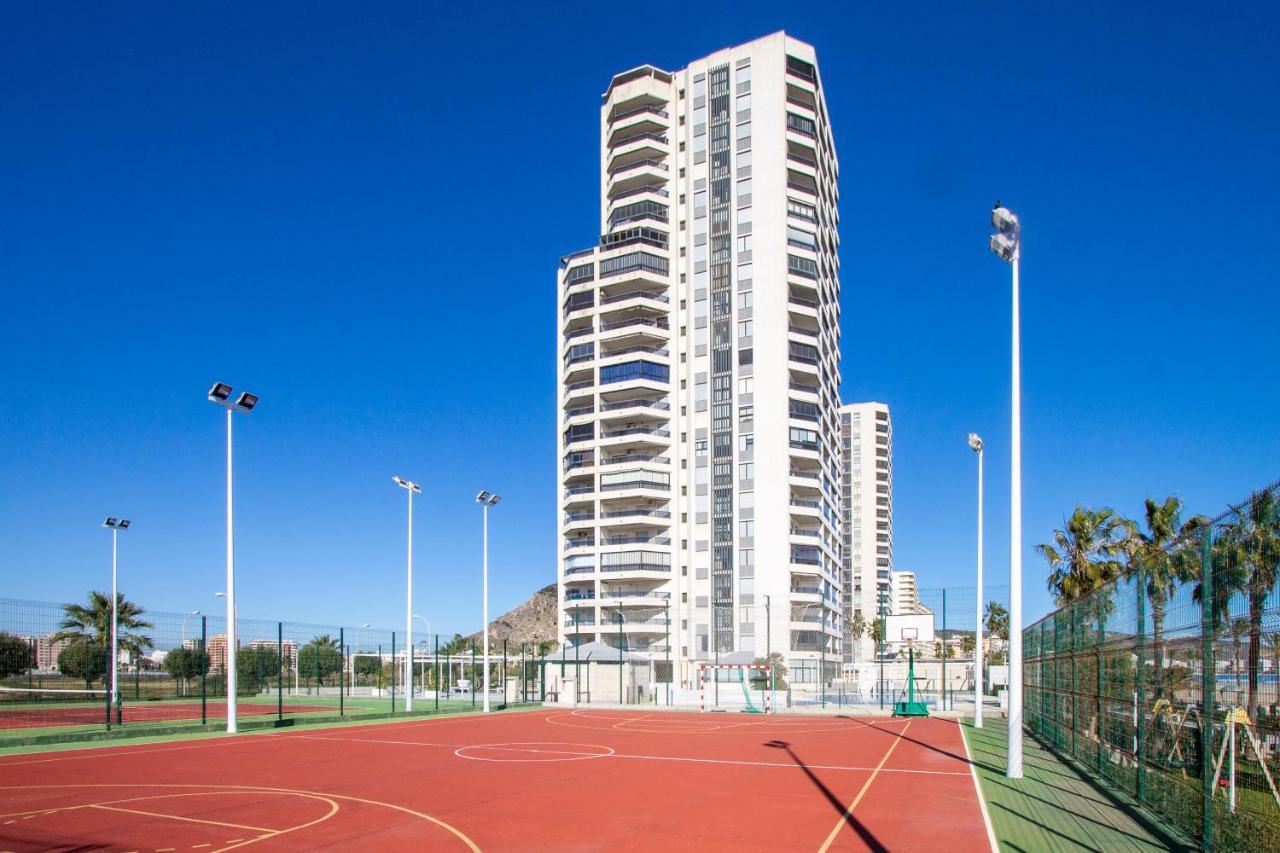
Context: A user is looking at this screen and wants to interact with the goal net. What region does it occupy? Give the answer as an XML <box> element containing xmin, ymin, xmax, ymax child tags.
<box><xmin>697</xmin><ymin>664</ymin><xmax>773</xmax><ymax>714</ymax></box>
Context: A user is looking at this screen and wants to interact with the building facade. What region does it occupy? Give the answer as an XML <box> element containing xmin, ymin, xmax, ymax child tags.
<box><xmin>890</xmin><ymin>569</ymin><xmax>921</xmax><ymax>615</ymax></box>
<box><xmin>839</xmin><ymin>402</ymin><xmax>892</xmax><ymax>664</ymax></box>
<box><xmin>556</xmin><ymin>32</ymin><xmax>843</xmax><ymax>688</ymax></box>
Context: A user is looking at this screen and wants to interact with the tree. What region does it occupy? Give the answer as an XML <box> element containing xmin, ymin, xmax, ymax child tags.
<box><xmin>298</xmin><ymin>635</ymin><xmax>342</xmax><ymax>687</ymax></box>
<box><xmin>1119</xmin><ymin>496</ymin><xmax>1208</xmax><ymax>701</ymax></box>
<box><xmin>0</xmin><ymin>633</ymin><xmax>32</xmax><ymax>679</ymax></box>
<box><xmin>1037</xmin><ymin>507</ymin><xmax>1129</xmax><ymax>605</ymax></box>
<box><xmin>163</xmin><ymin>647</ymin><xmax>208</xmax><ymax>693</ymax></box>
<box><xmin>1233</xmin><ymin>491</ymin><xmax>1279</xmax><ymax>715</ymax></box>
<box><xmin>751</xmin><ymin>652</ymin><xmax>788</xmax><ymax>691</ymax></box>
<box><xmin>985</xmin><ymin>602</ymin><xmax>1009</xmax><ymax>665</ymax></box>
<box><xmin>353</xmin><ymin>655</ymin><xmax>382</xmax><ymax>682</ymax></box>
<box><xmin>961</xmin><ymin>634</ymin><xmax>976</xmax><ymax>658</ymax></box>
<box><xmin>847</xmin><ymin>612</ymin><xmax>867</xmax><ymax>662</ymax></box>
<box><xmin>52</xmin><ymin>591</ymin><xmax>154</xmax><ymax>658</ymax></box>
<box><xmin>58</xmin><ymin>643</ymin><xmax>108</xmax><ymax>688</ymax></box>
<box><xmin>236</xmin><ymin>647</ymin><xmax>279</xmax><ymax>694</ymax></box>
<box><xmin>1229</xmin><ymin>617</ymin><xmax>1249</xmax><ymax>702</ymax></box>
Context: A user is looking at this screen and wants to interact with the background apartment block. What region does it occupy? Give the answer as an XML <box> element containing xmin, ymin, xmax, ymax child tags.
<box><xmin>556</xmin><ymin>32</ymin><xmax>843</xmax><ymax>688</ymax></box>
<box><xmin>839</xmin><ymin>402</ymin><xmax>892</xmax><ymax>665</ymax></box>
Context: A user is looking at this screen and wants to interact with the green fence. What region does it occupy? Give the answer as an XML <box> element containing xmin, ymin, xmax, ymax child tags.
<box><xmin>1023</xmin><ymin>481</ymin><xmax>1280</xmax><ymax>851</ymax></box>
<box><xmin>0</xmin><ymin>598</ymin><xmax>529</xmax><ymax>740</ymax></box>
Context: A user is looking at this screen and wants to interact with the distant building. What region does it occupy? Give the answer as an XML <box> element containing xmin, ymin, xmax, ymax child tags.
<box><xmin>206</xmin><ymin>634</ymin><xmax>239</xmax><ymax>674</ymax></box>
<box><xmin>840</xmin><ymin>402</ymin><xmax>892</xmax><ymax>663</ymax></box>
<box><xmin>37</xmin><ymin>634</ymin><xmax>73</xmax><ymax>670</ymax></box>
<box><xmin>890</xmin><ymin>569</ymin><xmax>923</xmax><ymax>615</ymax></box>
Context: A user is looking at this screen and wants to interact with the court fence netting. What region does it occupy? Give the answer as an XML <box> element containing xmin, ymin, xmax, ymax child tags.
<box><xmin>0</xmin><ymin>599</ymin><xmax>548</xmax><ymax>741</ymax></box>
<box><xmin>1023</xmin><ymin>479</ymin><xmax>1280</xmax><ymax>851</ymax></box>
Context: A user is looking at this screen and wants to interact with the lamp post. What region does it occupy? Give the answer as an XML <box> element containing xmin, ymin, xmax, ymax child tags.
<box><xmin>968</xmin><ymin>433</ymin><xmax>985</xmax><ymax>729</ymax></box>
<box><xmin>393</xmin><ymin>476</ymin><xmax>421</xmax><ymax>712</ymax></box>
<box><xmin>475</xmin><ymin>491</ymin><xmax>501</xmax><ymax>712</ymax></box>
<box><xmin>989</xmin><ymin>203</ymin><xmax>1023</xmax><ymax>778</ymax></box>
<box><xmin>208</xmin><ymin>382</ymin><xmax>258</xmax><ymax>734</ymax></box>
<box><xmin>103</xmin><ymin>518</ymin><xmax>131</xmax><ymax>719</ymax></box>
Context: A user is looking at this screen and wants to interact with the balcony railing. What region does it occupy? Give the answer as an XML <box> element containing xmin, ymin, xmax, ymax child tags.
<box><xmin>609</xmin><ymin>158</ymin><xmax>669</xmax><ymax>176</ymax></box>
<box><xmin>564</xmin><ymin>405</ymin><xmax>594</xmax><ymax>419</ymax></box>
<box><xmin>564</xmin><ymin>379</ymin><xmax>594</xmax><ymax>392</ymax></box>
<box><xmin>790</xmin><ymin>498</ymin><xmax>821</xmax><ymax>509</ymax></box>
<box><xmin>788</xmin><ymin>324</ymin><xmax>819</xmax><ymax>338</ymax></box>
<box><xmin>602</xmin><ymin>453</ymin><xmax>669</xmax><ymax>466</ymax></box>
<box><xmin>564</xmin><ymin>511</ymin><xmax>595</xmax><ymax>523</ymax></box>
<box><xmin>601</xmin><ymin>563</ymin><xmax>672</xmax><ymax>573</ymax></box>
<box><xmin>609</xmin><ymin>131</ymin><xmax>668</xmax><ymax>151</ymax></box>
<box><xmin>600</xmin><ymin>344</ymin><xmax>668</xmax><ymax>360</ymax></box>
<box><xmin>788</xmin><ymin>295</ymin><xmax>818</xmax><ymax>310</ymax></box>
<box><xmin>610</xmin><ymin>103</ymin><xmax>669</xmax><ymax>123</ymax></box>
<box><xmin>601</xmin><ymin>426</ymin><xmax>670</xmax><ymax>439</ymax></box>
<box><xmin>789</xmin><ymin>381</ymin><xmax>819</xmax><ymax>395</ymax></box>
<box><xmin>564</xmin><ymin>485</ymin><xmax>594</xmax><ymax>497</ymax></box>
<box><xmin>564</xmin><ymin>590</ymin><xmax>596</xmax><ymax>601</ymax></box>
<box><xmin>602</xmin><ymin>534</ymin><xmax>671</xmax><ymax>546</ymax></box>
<box><xmin>600</xmin><ymin>398</ymin><xmax>669</xmax><ymax>413</ymax></box>
<box><xmin>565</xmin><ymin>539</ymin><xmax>596</xmax><ymax>550</ymax></box>
<box><xmin>600</xmin><ymin>479</ymin><xmax>669</xmax><ymax>492</ymax></box>
<box><xmin>605</xmin><ymin>589</ymin><xmax>671</xmax><ymax>599</ymax></box>
<box><xmin>789</xmin><ymin>469</ymin><xmax>820</xmax><ymax>480</ymax></box>
<box><xmin>563</xmin><ymin>566</ymin><xmax>595</xmax><ymax>576</ymax></box>
<box><xmin>600</xmin><ymin>316</ymin><xmax>670</xmax><ymax>333</ymax></box>
<box><xmin>602</xmin><ymin>509</ymin><xmax>671</xmax><ymax>521</ymax></box>
<box><xmin>564</xmin><ymin>326</ymin><xmax>595</xmax><ymax>341</ymax></box>
<box><xmin>601</xmin><ymin>289</ymin><xmax>670</xmax><ymax>305</ymax></box>
<box><xmin>610</xmin><ymin>184</ymin><xmax>670</xmax><ymax>203</ymax></box>
<box><xmin>563</xmin><ymin>455</ymin><xmax>595</xmax><ymax>472</ymax></box>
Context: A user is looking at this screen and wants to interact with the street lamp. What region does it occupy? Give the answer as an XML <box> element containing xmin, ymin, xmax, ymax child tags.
<box><xmin>103</xmin><ymin>518</ymin><xmax>131</xmax><ymax>721</ymax></box>
<box><xmin>988</xmin><ymin>203</ymin><xmax>1023</xmax><ymax>778</ymax></box>
<box><xmin>393</xmin><ymin>476</ymin><xmax>421</xmax><ymax>712</ymax></box>
<box><xmin>968</xmin><ymin>433</ymin><xmax>985</xmax><ymax>730</ymax></box>
<box><xmin>208</xmin><ymin>381</ymin><xmax>258</xmax><ymax>734</ymax></box>
<box><xmin>475</xmin><ymin>490</ymin><xmax>500</xmax><ymax>712</ymax></box>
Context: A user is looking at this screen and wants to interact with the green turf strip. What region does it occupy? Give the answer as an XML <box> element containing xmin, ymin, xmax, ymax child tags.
<box><xmin>962</xmin><ymin>718</ymin><xmax>1192</xmax><ymax>852</ymax></box>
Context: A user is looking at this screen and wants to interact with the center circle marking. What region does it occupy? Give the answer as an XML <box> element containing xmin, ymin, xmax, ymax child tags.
<box><xmin>453</xmin><ymin>742</ymin><xmax>615</xmax><ymax>763</ymax></box>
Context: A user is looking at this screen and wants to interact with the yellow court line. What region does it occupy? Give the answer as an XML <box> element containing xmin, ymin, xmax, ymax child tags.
<box><xmin>816</xmin><ymin>720</ymin><xmax>911</xmax><ymax>853</ymax></box>
<box><xmin>0</xmin><ymin>783</ymin><xmax>479</xmax><ymax>853</ymax></box>
<box><xmin>88</xmin><ymin>803</ymin><xmax>274</xmax><ymax>833</ymax></box>
<box><xmin>212</xmin><ymin>794</ymin><xmax>338</xmax><ymax>852</ymax></box>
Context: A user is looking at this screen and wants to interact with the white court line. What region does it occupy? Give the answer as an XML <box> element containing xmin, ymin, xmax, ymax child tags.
<box><xmin>277</xmin><ymin>732</ymin><xmax>970</xmax><ymax>776</ymax></box>
<box><xmin>957</xmin><ymin>720</ymin><xmax>999</xmax><ymax>853</ymax></box>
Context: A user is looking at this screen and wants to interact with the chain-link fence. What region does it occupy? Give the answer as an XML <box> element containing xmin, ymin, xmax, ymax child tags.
<box><xmin>1024</xmin><ymin>481</ymin><xmax>1280</xmax><ymax>851</ymax></box>
<box><xmin>0</xmin><ymin>598</ymin><xmax>537</xmax><ymax>741</ymax></box>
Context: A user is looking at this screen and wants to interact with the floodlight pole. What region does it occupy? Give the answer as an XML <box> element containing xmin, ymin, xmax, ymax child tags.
<box><xmin>1008</xmin><ymin>241</ymin><xmax>1023</xmax><ymax>777</ymax></box>
<box><xmin>481</xmin><ymin>499</ymin><xmax>492</xmax><ymax>713</ymax></box>
<box><xmin>224</xmin><ymin>406</ymin><xmax>238</xmax><ymax>733</ymax></box>
<box><xmin>405</xmin><ymin>485</ymin><xmax>414</xmax><ymax>713</ymax></box>
<box><xmin>972</xmin><ymin>436</ymin><xmax>985</xmax><ymax>729</ymax></box>
<box><xmin>109</xmin><ymin>525</ymin><xmax>119</xmax><ymax>718</ymax></box>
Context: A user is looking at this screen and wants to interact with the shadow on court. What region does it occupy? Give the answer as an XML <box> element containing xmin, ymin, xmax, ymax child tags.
<box><xmin>764</xmin><ymin>739</ymin><xmax>887</xmax><ymax>852</ymax></box>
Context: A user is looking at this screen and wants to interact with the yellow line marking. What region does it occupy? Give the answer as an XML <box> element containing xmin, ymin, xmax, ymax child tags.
<box><xmin>193</xmin><ymin>845</ymin><xmax>211</xmax><ymax>849</ymax></box>
<box><xmin>0</xmin><ymin>783</ymin><xmax>478</xmax><ymax>852</ymax></box>
<box><xmin>816</xmin><ymin>720</ymin><xmax>911</xmax><ymax>852</ymax></box>
<box><xmin>89</xmin><ymin>803</ymin><xmax>275</xmax><ymax>833</ymax></box>
<box><xmin>158</xmin><ymin>848</ymin><xmax>176</xmax><ymax>851</ymax></box>
<box><xmin>211</xmin><ymin>794</ymin><xmax>338</xmax><ymax>852</ymax></box>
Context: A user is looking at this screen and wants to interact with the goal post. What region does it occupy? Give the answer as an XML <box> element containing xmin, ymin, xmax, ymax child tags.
<box><xmin>697</xmin><ymin>663</ymin><xmax>772</xmax><ymax>714</ymax></box>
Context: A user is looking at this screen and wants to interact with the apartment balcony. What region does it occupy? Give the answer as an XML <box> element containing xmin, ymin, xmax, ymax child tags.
<box><xmin>608</xmin><ymin>131</ymin><xmax>669</xmax><ymax>161</ymax></box>
<box><xmin>607</xmin><ymin>160</ymin><xmax>670</xmax><ymax>197</ymax></box>
<box><xmin>600</xmin><ymin>452</ymin><xmax>669</xmax><ymax>467</ymax></box>
<box><xmin>600</xmin><ymin>586</ymin><xmax>670</xmax><ymax>602</ymax></box>
<box><xmin>608</xmin><ymin>105</ymin><xmax>668</xmax><ymax>143</ymax></box>
<box><xmin>562</xmin><ymin>564</ymin><xmax>595</xmax><ymax>577</ymax></box>
<box><xmin>563</xmin><ymin>509</ymin><xmax>595</xmax><ymax>530</ymax></box>
<box><xmin>788</xmin><ymin>323</ymin><xmax>820</xmax><ymax>341</ymax></box>
<box><xmin>564</xmin><ymin>538</ymin><xmax>596</xmax><ymax>550</ymax></box>
<box><xmin>563</xmin><ymin>402</ymin><xmax>595</xmax><ymax>422</ymax></box>
<box><xmin>598</xmin><ymin>314</ymin><xmax>670</xmax><ymax>345</ymax></box>
<box><xmin>597</xmin><ymin>342</ymin><xmax>668</xmax><ymax>364</ymax></box>
<box><xmin>607</xmin><ymin>182</ymin><xmax>670</xmax><ymax>206</ymax></box>
<box><xmin>787</xmin><ymin>293</ymin><xmax>819</xmax><ymax>318</ymax></box>
<box><xmin>563</xmin><ymin>589</ymin><xmax>597</xmax><ymax>602</ymax></box>
<box><xmin>598</xmin><ymin>429</ymin><xmax>670</xmax><ymax>455</ymax></box>
<box><xmin>787</xmin><ymin>169</ymin><xmax>819</xmax><ymax>199</ymax></box>
<box><xmin>598</xmin><ymin>509</ymin><xmax>671</xmax><ymax>534</ymax></box>
<box><xmin>790</xmin><ymin>586</ymin><xmax>824</xmax><ymax>600</ymax></box>
<box><xmin>598</xmin><ymin>396</ymin><xmax>669</xmax><ymax>421</ymax></box>
<box><xmin>600</xmin><ymin>561</ymin><xmax>672</xmax><ymax>577</ymax></box>
<box><xmin>563</xmin><ymin>324</ymin><xmax>595</xmax><ymax>344</ymax></box>
<box><xmin>598</xmin><ymin>288</ymin><xmax>670</xmax><ymax>314</ymax></box>
<box><xmin>600</xmin><ymin>533</ymin><xmax>670</xmax><ymax>547</ymax></box>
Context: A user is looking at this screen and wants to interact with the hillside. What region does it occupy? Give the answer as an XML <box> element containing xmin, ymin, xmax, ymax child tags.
<box><xmin>466</xmin><ymin>583</ymin><xmax>558</xmax><ymax>651</ymax></box>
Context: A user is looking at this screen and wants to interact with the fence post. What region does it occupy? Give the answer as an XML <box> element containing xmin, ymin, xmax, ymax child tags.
<box><xmin>502</xmin><ymin>639</ymin><xmax>508</xmax><ymax>709</ymax></box>
<box><xmin>1053</xmin><ymin>612</ymin><xmax>1062</xmax><ymax>747</ymax></box>
<box><xmin>277</xmin><ymin>623</ymin><xmax>283</xmax><ymax>722</ymax></box>
<box><xmin>1135</xmin><ymin>558</ymin><xmax>1147</xmax><ymax>802</ymax></box>
<box><xmin>434</xmin><ymin>636</ymin><xmax>439</xmax><ymax>712</ymax></box>
<box><xmin>200</xmin><ymin>615</ymin><xmax>208</xmax><ymax>725</ymax></box>
<box><xmin>942</xmin><ymin>589</ymin><xmax>947</xmax><ymax>711</ymax></box>
<box><xmin>471</xmin><ymin>644</ymin><xmax>476</xmax><ymax>708</ymax></box>
<box><xmin>339</xmin><ymin>628</ymin><xmax>344</xmax><ymax>718</ymax></box>
<box><xmin>391</xmin><ymin>631</ymin><xmax>397</xmax><ymax>714</ymax></box>
<box><xmin>1200</xmin><ymin>529</ymin><xmax>1215</xmax><ymax>851</ymax></box>
<box><xmin>1096</xmin><ymin>592</ymin><xmax>1105</xmax><ymax>776</ymax></box>
<box><xmin>665</xmin><ymin>599</ymin><xmax>672</xmax><ymax>706</ymax></box>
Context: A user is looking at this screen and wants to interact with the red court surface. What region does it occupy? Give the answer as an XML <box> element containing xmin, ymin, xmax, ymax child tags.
<box><xmin>0</xmin><ymin>709</ymin><xmax>994</xmax><ymax>851</ymax></box>
<box><xmin>0</xmin><ymin>701</ymin><xmax>338</xmax><ymax>730</ymax></box>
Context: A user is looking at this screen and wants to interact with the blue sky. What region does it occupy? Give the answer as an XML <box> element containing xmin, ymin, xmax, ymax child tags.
<box><xmin>1</xmin><ymin>3</ymin><xmax>1277</xmax><ymax>633</ymax></box>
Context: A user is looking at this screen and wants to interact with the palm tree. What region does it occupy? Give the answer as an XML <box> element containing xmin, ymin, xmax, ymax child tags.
<box><xmin>53</xmin><ymin>591</ymin><xmax>153</xmax><ymax>658</ymax></box>
<box><xmin>848</xmin><ymin>612</ymin><xmax>867</xmax><ymax>662</ymax></box>
<box><xmin>1037</xmin><ymin>506</ymin><xmax>1129</xmax><ymax>605</ymax></box>
<box><xmin>1236</xmin><ymin>490</ymin><xmax>1279</xmax><ymax>715</ymax></box>
<box><xmin>1229</xmin><ymin>617</ymin><xmax>1249</xmax><ymax>704</ymax></box>
<box><xmin>985</xmin><ymin>601</ymin><xmax>1009</xmax><ymax>645</ymax></box>
<box><xmin>961</xmin><ymin>633</ymin><xmax>976</xmax><ymax>658</ymax></box>
<box><xmin>1120</xmin><ymin>496</ymin><xmax>1208</xmax><ymax>701</ymax></box>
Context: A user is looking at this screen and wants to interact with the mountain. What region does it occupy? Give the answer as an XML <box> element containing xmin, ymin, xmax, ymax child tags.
<box><xmin>466</xmin><ymin>583</ymin><xmax>558</xmax><ymax>651</ymax></box>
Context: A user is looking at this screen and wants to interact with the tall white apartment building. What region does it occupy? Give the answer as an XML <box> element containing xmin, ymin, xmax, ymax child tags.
<box><xmin>890</xmin><ymin>569</ymin><xmax>920</xmax><ymax>615</ymax></box>
<box><xmin>839</xmin><ymin>402</ymin><xmax>892</xmax><ymax>663</ymax></box>
<box><xmin>556</xmin><ymin>32</ymin><xmax>843</xmax><ymax>688</ymax></box>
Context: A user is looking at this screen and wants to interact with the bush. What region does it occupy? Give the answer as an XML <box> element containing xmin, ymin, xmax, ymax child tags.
<box><xmin>0</xmin><ymin>633</ymin><xmax>33</xmax><ymax>679</ymax></box>
<box><xmin>58</xmin><ymin>643</ymin><xmax>108</xmax><ymax>687</ymax></box>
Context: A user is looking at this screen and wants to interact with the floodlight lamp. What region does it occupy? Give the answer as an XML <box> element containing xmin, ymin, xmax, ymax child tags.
<box><xmin>234</xmin><ymin>392</ymin><xmax>258</xmax><ymax>412</ymax></box>
<box><xmin>208</xmin><ymin>382</ymin><xmax>232</xmax><ymax>403</ymax></box>
<box><xmin>488</xmin><ymin>494</ymin><xmax>502</xmax><ymax>506</ymax></box>
<box><xmin>118</xmin><ymin>519</ymin><xmax>131</xmax><ymax>529</ymax></box>
<box><xmin>104</xmin><ymin>517</ymin><xmax>118</xmax><ymax>528</ymax></box>
<box><xmin>475</xmin><ymin>490</ymin><xmax>491</xmax><ymax>503</ymax></box>
<box><xmin>989</xmin><ymin>233</ymin><xmax>1017</xmax><ymax>262</ymax></box>
<box><xmin>991</xmin><ymin>205</ymin><xmax>1020</xmax><ymax>236</ymax></box>
<box><xmin>967</xmin><ymin>433</ymin><xmax>984</xmax><ymax>452</ymax></box>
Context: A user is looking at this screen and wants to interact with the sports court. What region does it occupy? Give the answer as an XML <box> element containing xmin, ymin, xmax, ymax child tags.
<box><xmin>0</xmin><ymin>708</ymin><xmax>994</xmax><ymax>851</ymax></box>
